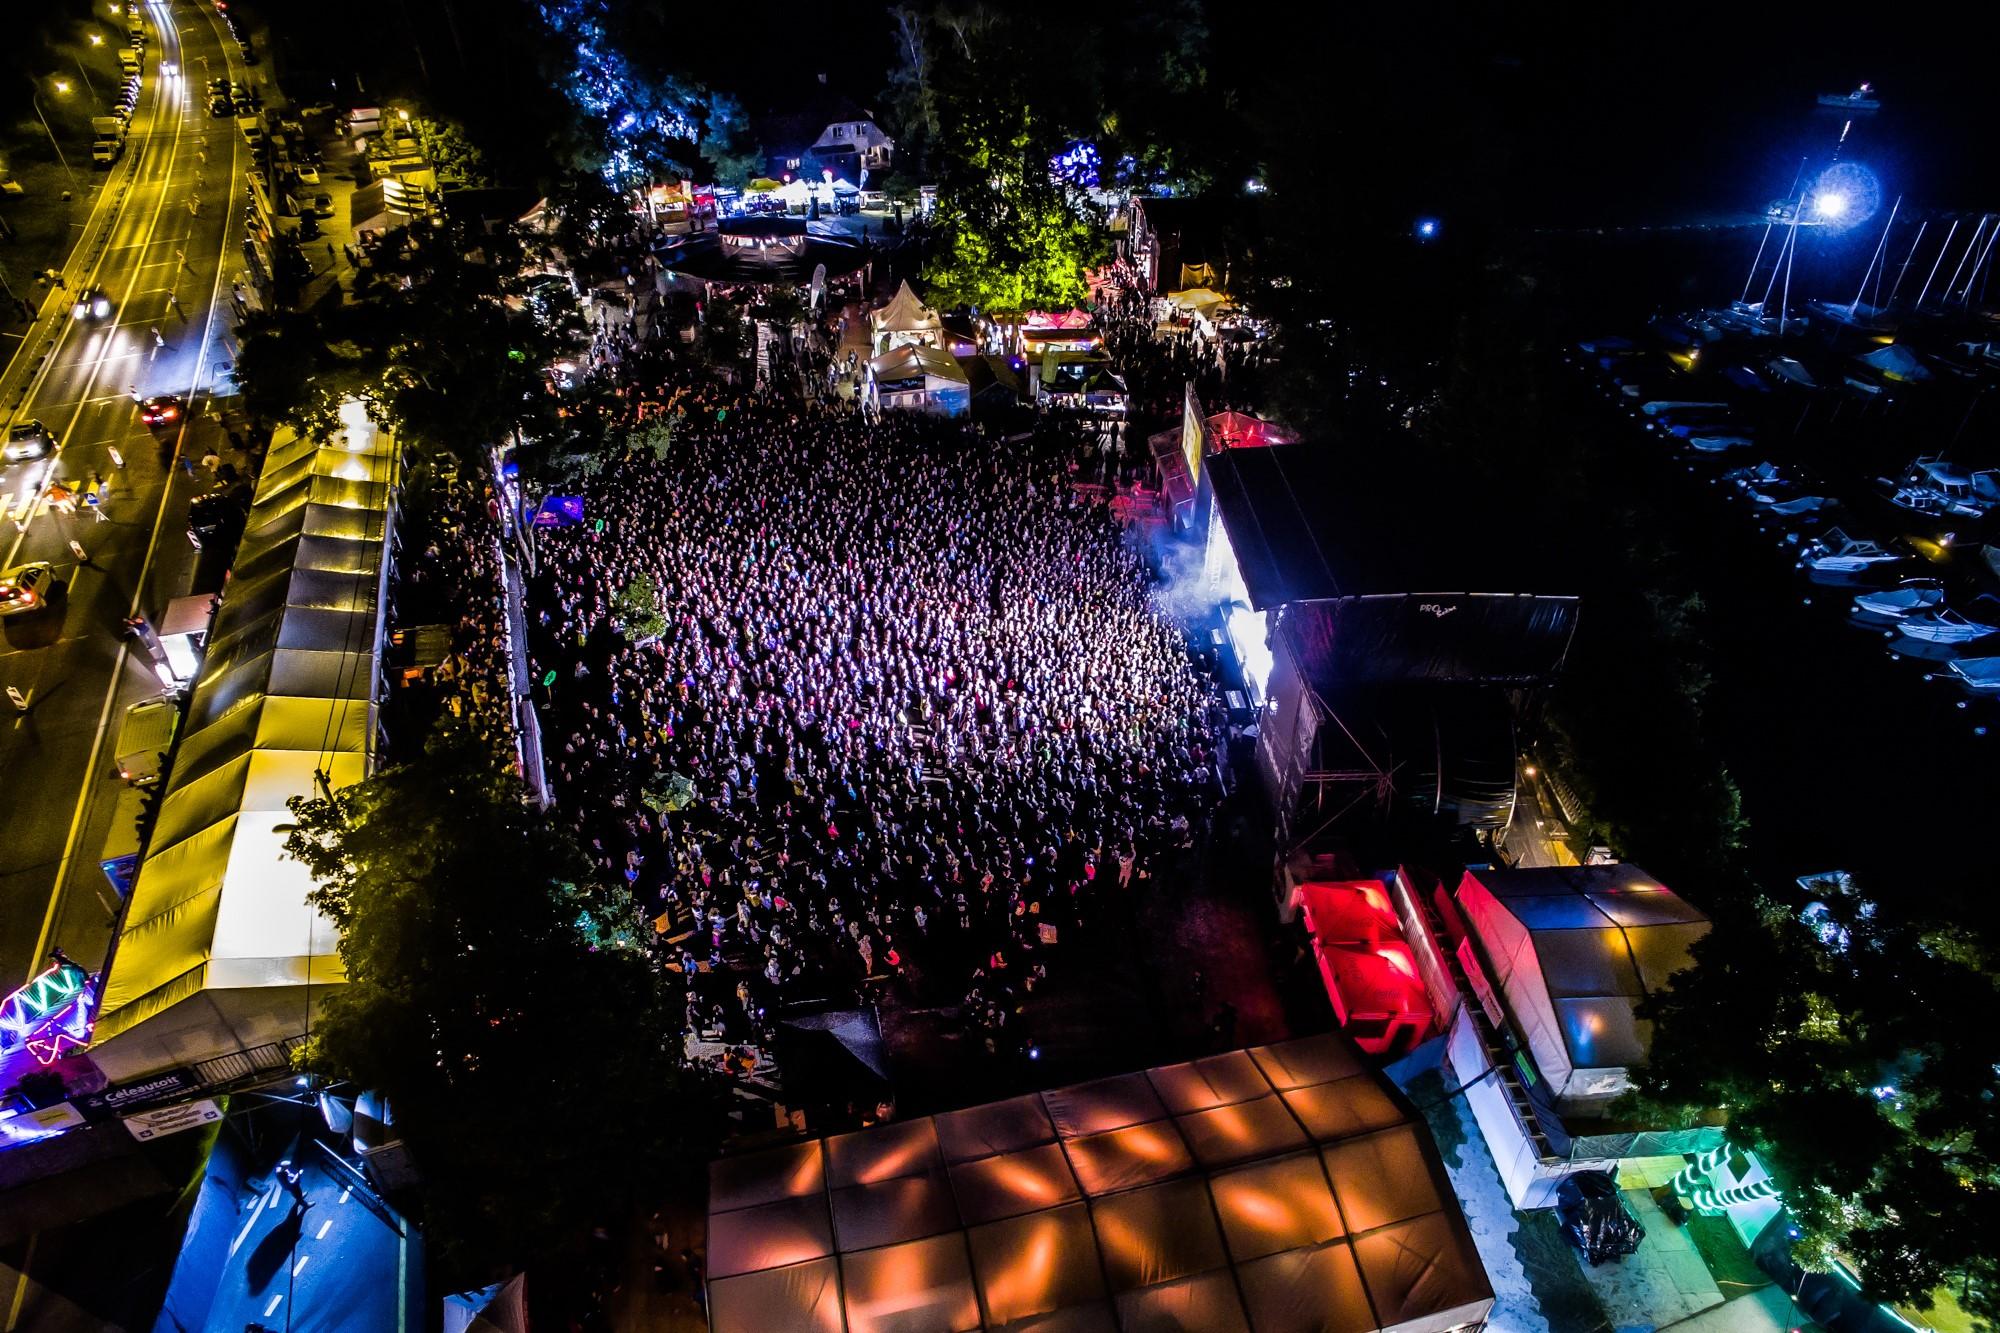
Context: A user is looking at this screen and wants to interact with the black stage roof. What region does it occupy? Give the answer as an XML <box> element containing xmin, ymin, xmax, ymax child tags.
<box><xmin>1205</xmin><ymin>442</ymin><xmax>1562</xmax><ymax>606</ymax></box>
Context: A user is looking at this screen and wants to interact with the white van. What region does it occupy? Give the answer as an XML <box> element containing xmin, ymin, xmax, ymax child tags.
<box><xmin>115</xmin><ymin>699</ymin><xmax>177</xmax><ymax>786</ymax></box>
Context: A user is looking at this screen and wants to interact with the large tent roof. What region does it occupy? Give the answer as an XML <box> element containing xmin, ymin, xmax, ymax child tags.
<box><xmin>93</xmin><ymin>403</ymin><xmax>396</xmax><ymax>1080</ymax></box>
<box><xmin>706</xmin><ymin>1034</ymin><xmax>1492</xmax><ymax>1333</ymax></box>
<box><xmin>1455</xmin><ymin>864</ymin><xmax>1709</xmax><ymax>1101</ymax></box>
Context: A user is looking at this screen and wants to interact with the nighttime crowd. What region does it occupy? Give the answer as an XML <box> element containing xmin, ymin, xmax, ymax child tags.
<box><xmin>524</xmin><ymin>394</ymin><xmax>1222</xmax><ymax>1063</ymax></box>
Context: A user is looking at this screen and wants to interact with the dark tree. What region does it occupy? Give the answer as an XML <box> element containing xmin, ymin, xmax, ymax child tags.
<box><xmin>282</xmin><ymin>725</ymin><xmax>722</xmax><ymax>1290</ymax></box>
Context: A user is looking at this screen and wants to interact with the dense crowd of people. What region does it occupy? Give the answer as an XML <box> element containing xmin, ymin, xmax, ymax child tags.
<box><xmin>397</xmin><ymin>477</ymin><xmax>515</xmax><ymax>751</ymax></box>
<box><xmin>524</xmin><ymin>399</ymin><xmax>1222</xmax><ymax>1061</ymax></box>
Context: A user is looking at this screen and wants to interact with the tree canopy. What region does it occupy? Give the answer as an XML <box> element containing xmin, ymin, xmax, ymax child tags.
<box><xmin>282</xmin><ymin>724</ymin><xmax>719</xmax><ymax>1288</ymax></box>
<box><xmin>1630</xmin><ymin>885</ymin><xmax>2000</xmax><ymax>1319</ymax></box>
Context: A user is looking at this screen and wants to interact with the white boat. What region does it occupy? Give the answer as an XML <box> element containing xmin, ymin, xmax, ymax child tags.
<box><xmin>1642</xmin><ymin>400</ymin><xmax>1728</xmax><ymax>416</ymax></box>
<box><xmin>1853</xmin><ymin>579</ymin><xmax>1944</xmax><ymax>618</ymax></box>
<box><xmin>1879</xmin><ymin>458</ymin><xmax>1995</xmax><ymax>521</ymax></box>
<box><xmin>1895</xmin><ymin>602</ymin><xmax>2000</xmax><ymax>645</ymax></box>
<box><xmin>1689</xmin><ymin>433</ymin><xmax>1756</xmax><ymax>453</ymax></box>
<box><xmin>1817</xmin><ymin>83</ymin><xmax>1881</xmax><ymax>113</ymax></box>
<box><xmin>1800</xmin><ymin>529</ymin><xmax>1900</xmax><ymax>573</ymax></box>
<box><xmin>1768</xmin><ymin>495</ymin><xmax>1833</xmax><ymax>516</ymax></box>
<box><xmin>1767</xmin><ymin>356</ymin><xmax>1818</xmax><ymax>388</ymax></box>
<box><xmin>1727</xmin><ymin>461</ymin><xmax>1784</xmax><ymax>487</ymax></box>
<box><xmin>1947</xmin><ymin>658</ymin><xmax>2000</xmax><ymax>693</ymax></box>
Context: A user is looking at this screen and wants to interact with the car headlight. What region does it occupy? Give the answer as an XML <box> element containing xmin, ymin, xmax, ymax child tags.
<box><xmin>95</xmin><ymin>298</ymin><xmax>112</xmax><ymax>318</ymax></box>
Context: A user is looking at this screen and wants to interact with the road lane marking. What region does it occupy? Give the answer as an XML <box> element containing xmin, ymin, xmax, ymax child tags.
<box><xmin>339</xmin><ymin>1188</ymin><xmax>351</xmax><ymax>1205</ymax></box>
<box><xmin>263</xmin><ymin>1293</ymin><xmax>283</xmax><ymax>1319</ymax></box>
<box><xmin>292</xmin><ymin>1255</ymin><xmax>311</xmax><ymax>1278</ymax></box>
<box><xmin>22</xmin><ymin>0</ymin><xmax>239</xmax><ymax>983</ymax></box>
<box><xmin>229</xmin><ymin>1187</ymin><xmax>273</xmax><ymax>1258</ymax></box>
<box><xmin>316</xmin><ymin>1218</ymin><xmax>333</xmax><ymax>1240</ymax></box>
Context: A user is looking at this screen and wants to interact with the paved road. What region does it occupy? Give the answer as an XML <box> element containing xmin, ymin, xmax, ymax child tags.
<box><xmin>0</xmin><ymin>0</ymin><xmax>252</xmax><ymax>991</ymax></box>
<box><xmin>205</xmin><ymin>1153</ymin><xmax>411</xmax><ymax>1333</ymax></box>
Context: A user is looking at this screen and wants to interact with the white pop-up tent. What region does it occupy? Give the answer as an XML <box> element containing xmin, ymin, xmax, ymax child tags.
<box><xmin>870</xmin><ymin>280</ymin><xmax>942</xmax><ymax>354</ymax></box>
<box><xmin>92</xmin><ymin>401</ymin><xmax>398</xmax><ymax>1082</ymax></box>
<box><xmin>705</xmin><ymin>1034</ymin><xmax>1494</xmax><ymax>1333</ymax></box>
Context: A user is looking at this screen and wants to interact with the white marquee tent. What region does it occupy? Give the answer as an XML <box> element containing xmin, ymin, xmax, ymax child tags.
<box><xmin>92</xmin><ymin>402</ymin><xmax>398</xmax><ymax>1082</ymax></box>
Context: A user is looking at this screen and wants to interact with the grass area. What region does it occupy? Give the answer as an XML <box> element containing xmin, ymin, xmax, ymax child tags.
<box><xmin>0</xmin><ymin>161</ymin><xmax>99</xmax><ymax>338</ymax></box>
<box><xmin>1685</xmin><ymin>1212</ymin><xmax>1772</xmax><ymax>1298</ymax></box>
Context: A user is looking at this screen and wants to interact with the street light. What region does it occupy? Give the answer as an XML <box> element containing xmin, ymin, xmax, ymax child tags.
<box><xmin>32</xmin><ymin>82</ymin><xmax>79</xmax><ymax>190</ymax></box>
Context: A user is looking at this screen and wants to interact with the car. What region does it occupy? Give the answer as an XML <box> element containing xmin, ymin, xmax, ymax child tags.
<box><xmin>187</xmin><ymin>484</ymin><xmax>250</xmax><ymax>550</ymax></box>
<box><xmin>311</xmin><ymin>192</ymin><xmax>332</xmax><ymax>216</ymax></box>
<box><xmin>72</xmin><ymin>286</ymin><xmax>113</xmax><ymax>322</ymax></box>
<box><xmin>160</xmin><ymin>59</ymin><xmax>178</xmax><ymax>77</ymax></box>
<box><xmin>295</xmin><ymin>163</ymin><xmax>320</xmax><ymax>185</ymax></box>
<box><xmin>4</xmin><ymin>421</ymin><xmax>56</xmax><ymax>462</ymax></box>
<box><xmin>0</xmin><ymin>563</ymin><xmax>57</xmax><ymax>618</ymax></box>
<box><xmin>140</xmin><ymin>394</ymin><xmax>184</xmax><ymax>426</ymax></box>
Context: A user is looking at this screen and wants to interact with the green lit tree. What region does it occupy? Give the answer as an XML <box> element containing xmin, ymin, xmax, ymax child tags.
<box><xmin>1629</xmin><ymin>888</ymin><xmax>2000</xmax><ymax>1321</ymax></box>
<box><xmin>282</xmin><ymin>724</ymin><xmax>720</xmax><ymax>1290</ymax></box>
<box><xmin>921</xmin><ymin>102</ymin><xmax>1106</xmax><ymax>313</ymax></box>
<box><xmin>612</xmin><ymin>571</ymin><xmax>667</xmax><ymax>641</ymax></box>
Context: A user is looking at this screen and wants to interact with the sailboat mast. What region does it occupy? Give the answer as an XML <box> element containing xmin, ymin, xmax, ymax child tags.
<box><xmin>1939</xmin><ymin>215</ymin><xmax>1991</xmax><ymax>309</ymax></box>
<box><xmin>1957</xmin><ymin>217</ymin><xmax>2000</xmax><ymax>306</ymax></box>
<box><xmin>1851</xmin><ymin>197</ymin><xmax>1900</xmax><ymax>317</ymax></box>
<box><xmin>1886</xmin><ymin>219</ymin><xmax>1927</xmax><ymax>307</ymax></box>
<box><xmin>1915</xmin><ymin>218</ymin><xmax>1960</xmax><ymax>308</ymax></box>
<box><xmin>1779</xmin><ymin>184</ymin><xmax>1809</xmax><ymax>337</ymax></box>
<box><xmin>1743</xmin><ymin>157</ymin><xmax>1807</xmax><ymax>305</ymax></box>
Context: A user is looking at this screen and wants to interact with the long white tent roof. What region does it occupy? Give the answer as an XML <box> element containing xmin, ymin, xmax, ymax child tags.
<box><xmin>93</xmin><ymin>402</ymin><xmax>396</xmax><ymax>1081</ymax></box>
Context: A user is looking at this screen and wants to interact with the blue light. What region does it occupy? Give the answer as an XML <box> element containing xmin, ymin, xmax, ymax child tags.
<box><xmin>1415</xmin><ymin>218</ymin><xmax>1440</xmax><ymax>240</ymax></box>
<box><xmin>1807</xmin><ymin>162</ymin><xmax>1881</xmax><ymax>232</ymax></box>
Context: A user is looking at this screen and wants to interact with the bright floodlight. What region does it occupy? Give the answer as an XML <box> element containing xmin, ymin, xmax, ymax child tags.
<box><xmin>1814</xmin><ymin>190</ymin><xmax>1849</xmax><ymax>219</ymax></box>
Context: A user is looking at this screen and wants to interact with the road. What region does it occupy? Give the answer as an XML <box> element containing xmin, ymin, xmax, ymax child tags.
<box><xmin>0</xmin><ymin>0</ymin><xmax>252</xmax><ymax>992</ymax></box>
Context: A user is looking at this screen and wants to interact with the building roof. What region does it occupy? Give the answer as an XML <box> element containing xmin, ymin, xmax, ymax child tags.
<box><xmin>92</xmin><ymin>402</ymin><xmax>396</xmax><ymax>1080</ymax></box>
<box><xmin>1455</xmin><ymin>864</ymin><xmax>1709</xmax><ymax>1100</ymax></box>
<box><xmin>705</xmin><ymin>1033</ymin><xmax>1493</xmax><ymax>1333</ymax></box>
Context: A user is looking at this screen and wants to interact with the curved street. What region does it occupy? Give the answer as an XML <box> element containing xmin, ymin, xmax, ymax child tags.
<box><xmin>0</xmin><ymin>0</ymin><xmax>253</xmax><ymax>991</ymax></box>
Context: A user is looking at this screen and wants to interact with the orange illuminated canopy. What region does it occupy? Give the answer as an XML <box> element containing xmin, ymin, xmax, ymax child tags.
<box><xmin>705</xmin><ymin>1034</ymin><xmax>1493</xmax><ymax>1332</ymax></box>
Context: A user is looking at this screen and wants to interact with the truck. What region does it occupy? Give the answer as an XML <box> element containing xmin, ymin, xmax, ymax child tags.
<box><xmin>115</xmin><ymin>698</ymin><xmax>177</xmax><ymax>786</ymax></box>
<box><xmin>238</xmin><ymin>113</ymin><xmax>264</xmax><ymax>148</ymax></box>
<box><xmin>91</xmin><ymin>117</ymin><xmax>127</xmax><ymax>166</ymax></box>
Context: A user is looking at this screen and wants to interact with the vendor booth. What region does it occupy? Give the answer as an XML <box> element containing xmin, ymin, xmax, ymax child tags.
<box><xmin>868</xmin><ymin>344</ymin><xmax>970</xmax><ymax>417</ymax></box>
<box><xmin>870</xmin><ymin>280</ymin><xmax>943</xmax><ymax>354</ymax></box>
